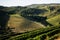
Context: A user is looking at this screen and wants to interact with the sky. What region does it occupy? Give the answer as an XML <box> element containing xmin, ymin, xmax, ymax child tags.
<box><xmin>0</xmin><ymin>0</ymin><xmax>60</xmax><ymax>7</ymax></box>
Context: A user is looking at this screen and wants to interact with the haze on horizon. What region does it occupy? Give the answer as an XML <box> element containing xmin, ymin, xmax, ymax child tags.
<box><xmin>0</xmin><ymin>0</ymin><xmax>60</xmax><ymax>7</ymax></box>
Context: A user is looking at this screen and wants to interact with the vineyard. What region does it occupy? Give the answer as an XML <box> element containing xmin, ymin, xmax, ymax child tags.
<box><xmin>7</xmin><ymin>26</ymin><xmax>60</xmax><ymax>40</ymax></box>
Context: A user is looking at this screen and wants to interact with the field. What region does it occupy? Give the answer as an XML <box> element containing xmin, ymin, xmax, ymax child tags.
<box><xmin>8</xmin><ymin>14</ymin><xmax>45</xmax><ymax>33</ymax></box>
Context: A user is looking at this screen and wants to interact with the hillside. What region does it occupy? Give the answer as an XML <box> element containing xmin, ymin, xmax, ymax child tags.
<box><xmin>0</xmin><ymin>4</ymin><xmax>60</xmax><ymax>40</ymax></box>
<box><xmin>8</xmin><ymin>14</ymin><xmax>45</xmax><ymax>33</ymax></box>
<box><xmin>47</xmin><ymin>14</ymin><xmax>60</xmax><ymax>26</ymax></box>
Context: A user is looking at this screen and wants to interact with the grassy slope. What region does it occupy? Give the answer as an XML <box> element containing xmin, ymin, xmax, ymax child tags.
<box><xmin>8</xmin><ymin>14</ymin><xmax>45</xmax><ymax>33</ymax></box>
<box><xmin>47</xmin><ymin>14</ymin><xmax>60</xmax><ymax>26</ymax></box>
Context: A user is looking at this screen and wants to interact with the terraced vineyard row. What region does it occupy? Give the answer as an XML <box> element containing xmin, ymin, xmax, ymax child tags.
<box><xmin>27</xmin><ymin>28</ymin><xmax>60</xmax><ymax>40</ymax></box>
<box><xmin>8</xmin><ymin>26</ymin><xmax>60</xmax><ymax>40</ymax></box>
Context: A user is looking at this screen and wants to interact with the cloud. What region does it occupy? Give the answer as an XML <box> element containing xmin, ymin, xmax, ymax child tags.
<box><xmin>0</xmin><ymin>0</ymin><xmax>60</xmax><ymax>6</ymax></box>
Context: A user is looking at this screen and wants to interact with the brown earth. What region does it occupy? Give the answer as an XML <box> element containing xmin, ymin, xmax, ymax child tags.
<box><xmin>8</xmin><ymin>14</ymin><xmax>45</xmax><ymax>33</ymax></box>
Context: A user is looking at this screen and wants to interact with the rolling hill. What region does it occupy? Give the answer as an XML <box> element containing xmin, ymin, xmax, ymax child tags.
<box><xmin>0</xmin><ymin>3</ymin><xmax>60</xmax><ymax>40</ymax></box>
